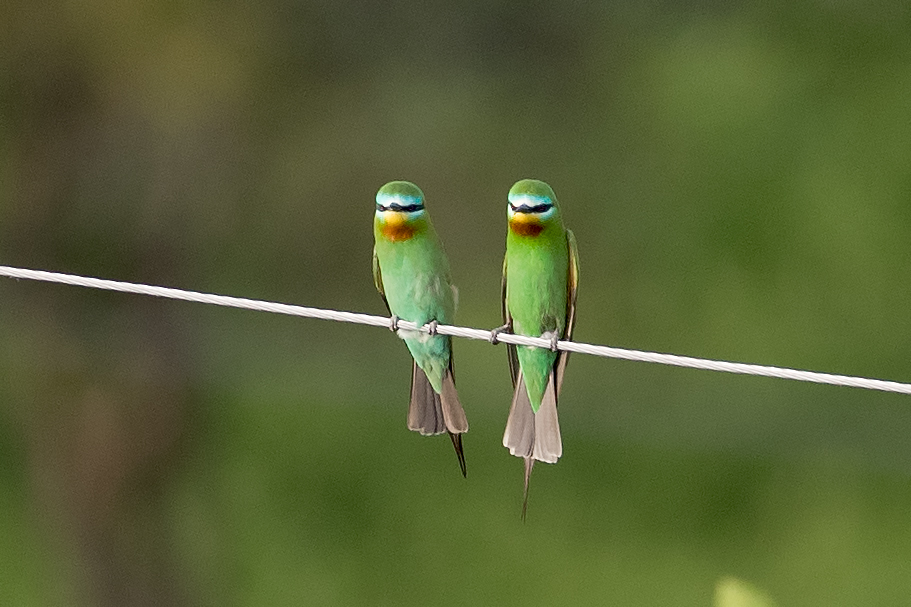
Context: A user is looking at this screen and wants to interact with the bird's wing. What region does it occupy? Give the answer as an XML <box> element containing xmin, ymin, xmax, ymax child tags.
<box><xmin>501</xmin><ymin>253</ymin><xmax>519</xmax><ymax>388</ymax></box>
<box><xmin>555</xmin><ymin>229</ymin><xmax>579</xmax><ymax>396</ymax></box>
<box><xmin>372</xmin><ymin>246</ymin><xmax>391</xmax><ymax>314</ymax></box>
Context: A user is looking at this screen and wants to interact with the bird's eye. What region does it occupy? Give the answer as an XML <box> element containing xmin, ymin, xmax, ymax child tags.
<box><xmin>510</xmin><ymin>202</ymin><xmax>553</xmax><ymax>214</ymax></box>
<box><xmin>378</xmin><ymin>203</ymin><xmax>423</xmax><ymax>213</ymax></box>
<box><xmin>394</xmin><ymin>204</ymin><xmax>423</xmax><ymax>213</ymax></box>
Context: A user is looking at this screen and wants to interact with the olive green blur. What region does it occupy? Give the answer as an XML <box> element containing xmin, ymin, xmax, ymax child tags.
<box><xmin>2</xmin><ymin>2</ymin><xmax>911</xmax><ymax>606</ymax></box>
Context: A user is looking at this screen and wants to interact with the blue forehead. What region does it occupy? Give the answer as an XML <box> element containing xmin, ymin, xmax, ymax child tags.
<box><xmin>376</xmin><ymin>192</ymin><xmax>423</xmax><ymax>207</ymax></box>
<box><xmin>508</xmin><ymin>192</ymin><xmax>552</xmax><ymax>207</ymax></box>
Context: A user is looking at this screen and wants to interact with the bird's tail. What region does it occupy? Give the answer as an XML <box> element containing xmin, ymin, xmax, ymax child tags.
<box><xmin>408</xmin><ymin>362</ymin><xmax>468</xmax><ymax>476</ymax></box>
<box><xmin>503</xmin><ymin>371</ymin><xmax>562</xmax><ymax>516</ymax></box>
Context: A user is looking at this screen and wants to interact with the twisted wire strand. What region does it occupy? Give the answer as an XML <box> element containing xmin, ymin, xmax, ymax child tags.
<box><xmin>1</xmin><ymin>265</ymin><xmax>908</xmax><ymax>395</ymax></box>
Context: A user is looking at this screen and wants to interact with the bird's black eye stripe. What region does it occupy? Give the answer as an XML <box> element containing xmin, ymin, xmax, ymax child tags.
<box><xmin>509</xmin><ymin>203</ymin><xmax>553</xmax><ymax>214</ymax></box>
<box><xmin>376</xmin><ymin>203</ymin><xmax>424</xmax><ymax>212</ymax></box>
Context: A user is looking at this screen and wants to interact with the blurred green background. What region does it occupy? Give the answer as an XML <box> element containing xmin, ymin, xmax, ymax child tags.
<box><xmin>3</xmin><ymin>1</ymin><xmax>911</xmax><ymax>605</ymax></box>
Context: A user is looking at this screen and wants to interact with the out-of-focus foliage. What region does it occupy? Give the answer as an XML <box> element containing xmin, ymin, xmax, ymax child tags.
<box><xmin>2</xmin><ymin>1</ymin><xmax>911</xmax><ymax>605</ymax></box>
<box><xmin>716</xmin><ymin>577</ymin><xmax>778</xmax><ymax>607</ymax></box>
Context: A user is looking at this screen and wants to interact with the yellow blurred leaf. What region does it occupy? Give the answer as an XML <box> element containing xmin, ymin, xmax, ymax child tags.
<box><xmin>715</xmin><ymin>577</ymin><xmax>778</xmax><ymax>607</ymax></box>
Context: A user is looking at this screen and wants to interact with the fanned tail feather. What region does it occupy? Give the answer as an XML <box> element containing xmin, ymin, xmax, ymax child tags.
<box><xmin>502</xmin><ymin>371</ymin><xmax>561</xmax><ymax>462</ymax></box>
<box><xmin>503</xmin><ymin>371</ymin><xmax>562</xmax><ymax>516</ymax></box>
<box><xmin>533</xmin><ymin>373</ymin><xmax>562</xmax><ymax>463</ymax></box>
<box><xmin>408</xmin><ymin>362</ymin><xmax>445</xmax><ymax>435</ymax></box>
<box><xmin>408</xmin><ymin>362</ymin><xmax>468</xmax><ymax>477</ymax></box>
<box><xmin>440</xmin><ymin>368</ymin><xmax>468</xmax><ymax>433</ymax></box>
<box><xmin>502</xmin><ymin>374</ymin><xmax>535</xmax><ymax>457</ymax></box>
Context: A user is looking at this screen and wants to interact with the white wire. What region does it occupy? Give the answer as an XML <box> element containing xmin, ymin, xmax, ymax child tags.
<box><xmin>1</xmin><ymin>264</ymin><xmax>909</xmax><ymax>395</ymax></box>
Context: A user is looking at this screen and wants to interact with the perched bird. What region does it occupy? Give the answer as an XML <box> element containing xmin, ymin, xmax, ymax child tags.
<box><xmin>499</xmin><ymin>179</ymin><xmax>579</xmax><ymax>516</ymax></box>
<box><xmin>372</xmin><ymin>181</ymin><xmax>469</xmax><ymax>476</ymax></box>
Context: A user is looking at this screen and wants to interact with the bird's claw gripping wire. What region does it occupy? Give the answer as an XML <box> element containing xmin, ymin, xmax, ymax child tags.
<box><xmin>489</xmin><ymin>323</ymin><xmax>511</xmax><ymax>345</ymax></box>
<box><xmin>426</xmin><ymin>320</ymin><xmax>438</xmax><ymax>336</ymax></box>
<box><xmin>389</xmin><ymin>314</ymin><xmax>400</xmax><ymax>332</ymax></box>
<box><xmin>549</xmin><ymin>332</ymin><xmax>560</xmax><ymax>352</ymax></box>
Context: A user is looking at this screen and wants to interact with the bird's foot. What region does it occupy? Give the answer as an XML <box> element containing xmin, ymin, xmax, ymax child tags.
<box><xmin>426</xmin><ymin>320</ymin><xmax>438</xmax><ymax>336</ymax></box>
<box><xmin>489</xmin><ymin>323</ymin><xmax>511</xmax><ymax>345</ymax></box>
<box><xmin>388</xmin><ymin>314</ymin><xmax>400</xmax><ymax>332</ymax></box>
<box><xmin>549</xmin><ymin>332</ymin><xmax>560</xmax><ymax>352</ymax></box>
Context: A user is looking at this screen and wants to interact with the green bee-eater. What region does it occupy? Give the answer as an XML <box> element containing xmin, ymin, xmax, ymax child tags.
<box><xmin>500</xmin><ymin>179</ymin><xmax>579</xmax><ymax>514</ymax></box>
<box><xmin>373</xmin><ymin>181</ymin><xmax>469</xmax><ymax>476</ymax></box>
